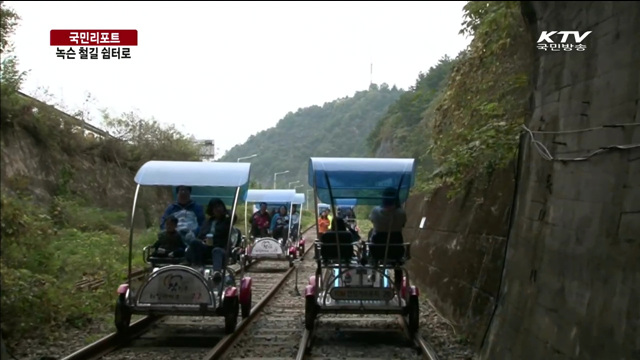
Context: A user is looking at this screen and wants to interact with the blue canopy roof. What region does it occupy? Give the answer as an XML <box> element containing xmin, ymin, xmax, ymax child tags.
<box><xmin>293</xmin><ymin>193</ymin><xmax>305</xmax><ymax>205</ymax></box>
<box><xmin>134</xmin><ymin>161</ymin><xmax>251</xmax><ymax>208</ymax></box>
<box><xmin>334</xmin><ymin>198</ymin><xmax>357</xmax><ymax>206</ymax></box>
<box><xmin>136</xmin><ymin>161</ymin><xmax>251</xmax><ymax>187</ymax></box>
<box><xmin>308</xmin><ymin>157</ymin><xmax>416</xmax><ymax>205</ymax></box>
<box><xmin>245</xmin><ymin>189</ymin><xmax>297</xmax><ymax>203</ymax></box>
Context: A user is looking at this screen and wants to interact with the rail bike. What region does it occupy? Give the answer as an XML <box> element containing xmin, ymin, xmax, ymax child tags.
<box><xmin>114</xmin><ymin>160</ymin><xmax>254</xmax><ymax>336</ymax></box>
<box><xmin>334</xmin><ymin>197</ymin><xmax>359</xmax><ymax>233</ymax></box>
<box><xmin>304</xmin><ymin>157</ymin><xmax>420</xmax><ymax>335</ymax></box>
<box><xmin>243</xmin><ymin>189</ymin><xmax>301</xmax><ymax>268</ymax></box>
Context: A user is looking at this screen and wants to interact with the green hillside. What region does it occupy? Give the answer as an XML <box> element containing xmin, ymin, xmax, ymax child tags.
<box><xmin>369</xmin><ymin>1</ymin><xmax>530</xmax><ymax>197</ymax></box>
<box><xmin>366</xmin><ymin>55</ymin><xmax>457</xmax><ymax>184</ymax></box>
<box><xmin>218</xmin><ymin>83</ymin><xmax>404</xmax><ymax>188</ymax></box>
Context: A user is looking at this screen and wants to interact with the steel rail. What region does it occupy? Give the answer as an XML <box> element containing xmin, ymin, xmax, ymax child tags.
<box><xmin>60</xmin><ymin>316</ymin><xmax>156</xmax><ymax>360</ymax></box>
<box><xmin>398</xmin><ymin>315</ymin><xmax>440</xmax><ymax>360</ymax></box>
<box><xmin>295</xmin><ymin>314</ymin><xmax>440</xmax><ymax>360</ymax></box>
<box><xmin>202</xmin><ymin>224</ymin><xmax>316</xmax><ymax>360</ymax></box>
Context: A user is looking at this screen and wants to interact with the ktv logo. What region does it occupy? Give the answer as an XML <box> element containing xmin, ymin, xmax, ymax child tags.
<box><xmin>537</xmin><ymin>31</ymin><xmax>592</xmax><ymax>44</ymax></box>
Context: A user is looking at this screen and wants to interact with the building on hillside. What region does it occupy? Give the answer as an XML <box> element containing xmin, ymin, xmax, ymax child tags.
<box><xmin>195</xmin><ymin>139</ymin><xmax>215</xmax><ymax>162</ymax></box>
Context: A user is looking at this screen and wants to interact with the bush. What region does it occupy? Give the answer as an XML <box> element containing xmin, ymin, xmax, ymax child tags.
<box><xmin>0</xmin><ymin>192</ymin><xmax>156</xmax><ymax>340</ymax></box>
<box><xmin>428</xmin><ymin>1</ymin><xmax>532</xmax><ymax>198</ymax></box>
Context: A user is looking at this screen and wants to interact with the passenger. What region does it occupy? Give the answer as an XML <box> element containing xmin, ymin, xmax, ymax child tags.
<box><xmin>290</xmin><ymin>204</ymin><xmax>300</xmax><ymax>240</ymax></box>
<box><xmin>151</xmin><ymin>215</ymin><xmax>186</xmax><ymax>259</ymax></box>
<box><xmin>229</xmin><ymin>214</ymin><xmax>244</xmax><ymax>263</ymax></box>
<box><xmin>249</xmin><ymin>202</ymin><xmax>271</xmax><ymax>238</ymax></box>
<box><xmin>331</xmin><ymin>217</ymin><xmax>361</xmax><ymax>242</ymax></box>
<box><xmin>369</xmin><ymin>187</ymin><xmax>407</xmax><ymax>236</ymax></box>
<box><xmin>187</xmin><ymin>198</ymin><xmax>232</xmax><ymax>283</ymax></box>
<box><xmin>344</xmin><ymin>208</ymin><xmax>356</xmax><ymax>220</ymax></box>
<box><xmin>317</xmin><ymin>210</ymin><xmax>330</xmax><ymax>238</ymax></box>
<box><xmin>326</xmin><ymin>217</ymin><xmax>361</xmax><ymax>262</ymax></box>
<box><xmin>160</xmin><ymin>185</ymin><xmax>205</xmax><ymax>239</ymax></box>
<box><xmin>270</xmin><ymin>205</ymin><xmax>290</xmax><ymax>240</ymax></box>
<box><xmin>366</xmin><ymin>188</ymin><xmax>407</xmax><ymax>286</ymax></box>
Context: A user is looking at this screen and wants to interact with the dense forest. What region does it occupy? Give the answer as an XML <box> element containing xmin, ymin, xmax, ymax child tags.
<box><xmin>218</xmin><ymin>84</ymin><xmax>404</xmax><ymax>188</ymax></box>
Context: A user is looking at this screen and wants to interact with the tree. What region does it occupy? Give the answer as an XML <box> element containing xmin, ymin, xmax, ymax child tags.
<box><xmin>249</xmin><ymin>180</ymin><xmax>262</xmax><ymax>189</ymax></box>
<box><xmin>0</xmin><ymin>1</ymin><xmax>20</xmax><ymax>55</ymax></box>
<box><xmin>0</xmin><ymin>2</ymin><xmax>26</xmax><ymax>93</ymax></box>
<box><xmin>100</xmin><ymin>110</ymin><xmax>201</xmax><ymax>166</ymax></box>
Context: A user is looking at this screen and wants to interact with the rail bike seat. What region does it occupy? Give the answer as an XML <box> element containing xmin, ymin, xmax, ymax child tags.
<box><xmin>367</xmin><ymin>232</ymin><xmax>409</xmax><ymax>266</ymax></box>
<box><xmin>317</xmin><ymin>231</ymin><xmax>358</xmax><ymax>265</ymax></box>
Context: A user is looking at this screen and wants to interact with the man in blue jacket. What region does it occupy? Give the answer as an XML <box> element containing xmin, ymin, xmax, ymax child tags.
<box><xmin>160</xmin><ymin>185</ymin><xmax>205</xmax><ymax>239</ymax></box>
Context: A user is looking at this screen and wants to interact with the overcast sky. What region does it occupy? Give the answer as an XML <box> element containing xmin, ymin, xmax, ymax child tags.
<box><xmin>5</xmin><ymin>1</ymin><xmax>471</xmax><ymax>157</ymax></box>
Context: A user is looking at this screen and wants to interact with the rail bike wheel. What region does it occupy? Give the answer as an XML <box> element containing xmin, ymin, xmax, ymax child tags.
<box><xmin>241</xmin><ymin>291</ymin><xmax>252</xmax><ymax>319</ymax></box>
<box><xmin>224</xmin><ymin>297</ymin><xmax>239</xmax><ymax>334</ymax></box>
<box><xmin>304</xmin><ymin>296</ymin><xmax>317</xmax><ymax>331</ymax></box>
<box><xmin>114</xmin><ymin>293</ymin><xmax>131</xmax><ymax>336</ymax></box>
<box><xmin>407</xmin><ymin>295</ymin><xmax>420</xmax><ymax>335</ymax></box>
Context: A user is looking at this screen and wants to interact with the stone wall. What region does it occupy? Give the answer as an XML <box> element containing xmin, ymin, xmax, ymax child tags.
<box><xmin>404</xmin><ymin>162</ymin><xmax>515</xmax><ymax>348</ymax></box>
<box><xmin>479</xmin><ymin>2</ymin><xmax>640</xmax><ymax>359</ymax></box>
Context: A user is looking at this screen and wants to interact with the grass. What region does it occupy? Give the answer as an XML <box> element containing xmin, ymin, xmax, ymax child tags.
<box><xmin>0</xmin><ymin>192</ymin><xmax>158</xmax><ymax>342</ymax></box>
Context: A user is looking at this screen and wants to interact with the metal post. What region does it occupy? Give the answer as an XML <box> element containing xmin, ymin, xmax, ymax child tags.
<box><xmin>237</xmin><ymin>154</ymin><xmax>258</xmax><ymax>162</ymax></box>
<box><xmin>127</xmin><ymin>184</ymin><xmax>141</xmax><ymax>301</ymax></box>
<box><xmin>221</xmin><ymin>186</ymin><xmax>241</xmax><ymax>297</ymax></box>
<box><xmin>273</xmin><ymin>170</ymin><xmax>289</xmax><ymax>189</ymax></box>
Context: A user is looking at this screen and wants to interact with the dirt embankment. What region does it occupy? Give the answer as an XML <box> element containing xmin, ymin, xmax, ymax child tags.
<box><xmin>1</xmin><ymin>127</ymin><xmax>167</xmax><ymax>227</ymax></box>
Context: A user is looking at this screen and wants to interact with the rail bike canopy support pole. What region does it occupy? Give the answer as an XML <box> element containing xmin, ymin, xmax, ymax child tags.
<box><xmin>221</xmin><ymin>186</ymin><xmax>241</xmax><ymax>296</ymax></box>
<box><xmin>127</xmin><ymin>184</ymin><xmax>141</xmax><ymax>298</ymax></box>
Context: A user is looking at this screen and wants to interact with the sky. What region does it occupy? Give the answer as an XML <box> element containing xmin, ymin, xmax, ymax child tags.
<box><xmin>5</xmin><ymin>1</ymin><xmax>471</xmax><ymax>158</ymax></box>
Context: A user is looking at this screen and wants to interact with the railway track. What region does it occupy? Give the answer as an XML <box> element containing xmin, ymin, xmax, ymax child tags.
<box><xmin>60</xmin><ymin>225</ymin><xmax>316</xmax><ymax>360</ymax></box>
<box><xmin>297</xmin><ymin>315</ymin><xmax>439</xmax><ymax>360</ymax></box>
<box><xmin>61</xmin><ymin>224</ymin><xmax>440</xmax><ymax>360</ymax></box>
<box><xmin>209</xmin><ymin>226</ymin><xmax>439</xmax><ymax>360</ymax></box>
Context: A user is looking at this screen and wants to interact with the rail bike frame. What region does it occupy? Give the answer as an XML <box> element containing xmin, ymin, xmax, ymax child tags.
<box><xmin>114</xmin><ymin>160</ymin><xmax>253</xmax><ymax>336</ymax></box>
<box><xmin>304</xmin><ymin>157</ymin><xmax>421</xmax><ymax>335</ymax></box>
<box><xmin>292</xmin><ymin>193</ymin><xmax>306</xmax><ymax>255</ymax></box>
<box><xmin>243</xmin><ymin>189</ymin><xmax>299</xmax><ymax>268</ymax></box>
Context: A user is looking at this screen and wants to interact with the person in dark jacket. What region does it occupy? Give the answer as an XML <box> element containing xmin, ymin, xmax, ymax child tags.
<box><xmin>250</xmin><ymin>202</ymin><xmax>271</xmax><ymax>238</ymax></box>
<box><xmin>331</xmin><ymin>216</ymin><xmax>361</xmax><ymax>242</ymax></box>
<box><xmin>186</xmin><ymin>198</ymin><xmax>232</xmax><ymax>283</ymax></box>
<box><xmin>152</xmin><ymin>215</ymin><xmax>186</xmax><ymax>258</ymax></box>
<box><xmin>270</xmin><ymin>205</ymin><xmax>290</xmax><ymax>241</ymax></box>
<box><xmin>160</xmin><ymin>185</ymin><xmax>206</xmax><ymax>239</ymax></box>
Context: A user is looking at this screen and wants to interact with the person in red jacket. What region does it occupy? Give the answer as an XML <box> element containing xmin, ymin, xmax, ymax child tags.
<box><xmin>250</xmin><ymin>202</ymin><xmax>271</xmax><ymax>238</ymax></box>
